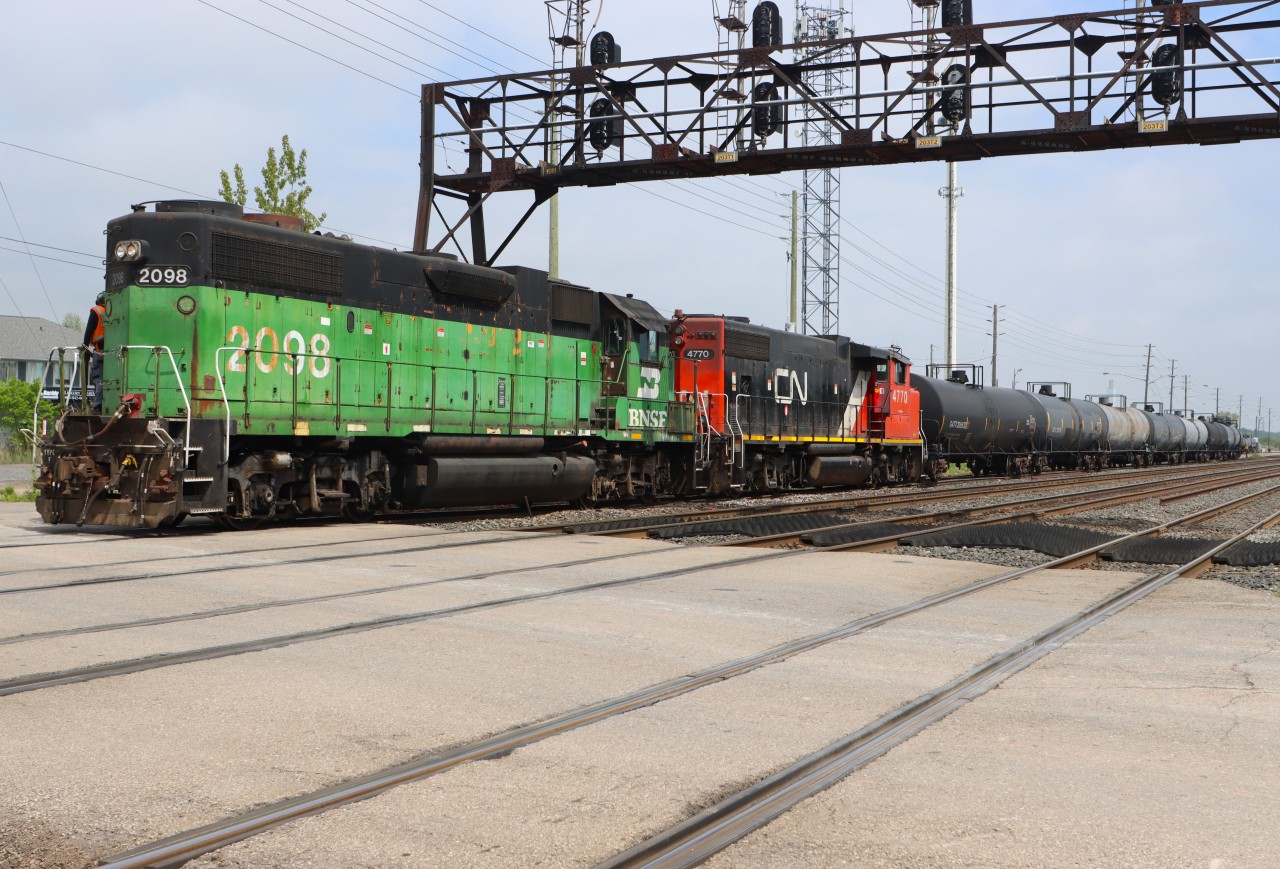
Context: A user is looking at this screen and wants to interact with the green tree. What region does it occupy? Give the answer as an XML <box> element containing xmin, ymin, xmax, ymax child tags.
<box><xmin>62</xmin><ymin>312</ymin><xmax>83</xmax><ymax>332</ymax></box>
<box><xmin>0</xmin><ymin>377</ymin><xmax>55</xmax><ymax>453</ymax></box>
<box><xmin>219</xmin><ymin>134</ymin><xmax>328</xmax><ymax>231</ymax></box>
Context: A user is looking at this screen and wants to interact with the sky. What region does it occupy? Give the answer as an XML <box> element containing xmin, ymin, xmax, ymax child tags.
<box><xmin>0</xmin><ymin>0</ymin><xmax>1276</xmax><ymax>430</ymax></box>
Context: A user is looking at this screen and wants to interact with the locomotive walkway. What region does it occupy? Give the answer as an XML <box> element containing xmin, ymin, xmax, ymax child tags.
<box><xmin>0</xmin><ymin>466</ymin><xmax>1278</xmax><ymax>867</ymax></box>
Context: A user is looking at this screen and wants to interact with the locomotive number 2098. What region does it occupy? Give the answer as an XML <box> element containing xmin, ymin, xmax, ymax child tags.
<box><xmin>225</xmin><ymin>325</ymin><xmax>331</xmax><ymax>377</ymax></box>
<box><xmin>137</xmin><ymin>266</ymin><xmax>189</xmax><ymax>286</ymax></box>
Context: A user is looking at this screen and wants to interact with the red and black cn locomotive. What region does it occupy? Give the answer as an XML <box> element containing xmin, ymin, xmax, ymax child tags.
<box><xmin>669</xmin><ymin>311</ymin><xmax>925</xmax><ymax>493</ymax></box>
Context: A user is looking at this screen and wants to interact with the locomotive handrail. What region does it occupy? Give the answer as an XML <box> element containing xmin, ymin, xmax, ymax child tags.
<box><xmin>118</xmin><ymin>345</ymin><xmax>191</xmax><ymax>458</ymax></box>
<box><xmin>34</xmin><ymin>346</ymin><xmax>84</xmax><ymax>464</ymax></box>
<box><xmin>213</xmin><ymin>347</ymin><xmax>236</xmax><ymax>465</ymax></box>
<box><xmin>213</xmin><ymin>345</ymin><xmax>609</xmax><ymax>458</ymax></box>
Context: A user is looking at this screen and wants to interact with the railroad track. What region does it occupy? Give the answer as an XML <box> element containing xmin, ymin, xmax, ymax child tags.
<box><xmin>87</xmin><ymin>477</ymin><xmax>1280</xmax><ymax>869</ymax></box>
<box><xmin>541</xmin><ymin>459</ymin><xmax>1280</xmax><ymax>538</ymax></box>
<box><xmin>3</xmin><ymin>461</ymin><xmax>1274</xmax><ymax>686</ymax></box>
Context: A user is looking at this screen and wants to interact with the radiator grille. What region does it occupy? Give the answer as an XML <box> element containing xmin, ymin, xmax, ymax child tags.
<box><xmin>212</xmin><ymin>231</ymin><xmax>343</xmax><ymax>296</ymax></box>
<box><xmin>552</xmin><ymin>283</ymin><xmax>595</xmax><ymax>324</ymax></box>
<box><xmin>724</xmin><ymin>326</ymin><xmax>771</xmax><ymax>361</ymax></box>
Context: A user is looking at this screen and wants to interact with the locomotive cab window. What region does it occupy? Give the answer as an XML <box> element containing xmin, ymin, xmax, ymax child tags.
<box><xmin>894</xmin><ymin>361</ymin><xmax>907</xmax><ymax>384</ymax></box>
<box><xmin>637</xmin><ymin>328</ymin><xmax>659</xmax><ymax>364</ymax></box>
<box><xmin>876</xmin><ymin>362</ymin><xmax>888</xmax><ymax>379</ymax></box>
<box><xmin>605</xmin><ymin>318</ymin><xmax>625</xmax><ymax>356</ymax></box>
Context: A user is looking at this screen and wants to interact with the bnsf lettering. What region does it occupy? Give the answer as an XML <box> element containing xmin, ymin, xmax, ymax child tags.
<box><xmin>628</xmin><ymin>408</ymin><xmax>669</xmax><ymax>429</ymax></box>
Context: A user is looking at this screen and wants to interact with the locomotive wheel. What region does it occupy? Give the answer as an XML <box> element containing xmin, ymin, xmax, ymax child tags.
<box><xmin>216</xmin><ymin>513</ymin><xmax>266</xmax><ymax>531</ymax></box>
<box><xmin>157</xmin><ymin>512</ymin><xmax>187</xmax><ymax>529</ymax></box>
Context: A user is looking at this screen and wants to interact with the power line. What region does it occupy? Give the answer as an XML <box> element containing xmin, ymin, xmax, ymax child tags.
<box><xmin>0</xmin><ymin>236</ymin><xmax>99</xmax><ymax>259</ymax></box>
<box><xmin>409</xmin><ymin>0</ymin><xmax>546</xmax><ymax>65</ymax></box>
<box><xmin>0</xmin><ymin>246</ymin><xmax>103</xmax><ymax>270</ymax></box>
<box><xmin>0</xmin><ymin>179</ymin><xmax>61</xmax><ymax>323</ymax></box>
<box><xmin>339</xmin><ymin>0</ymin><xmax>520</xmax><ymax>76</ymax></box>
<box><xmin>194</xmin><ymin>0</ymin><xmax>417</xmax><ymax>96</ymax></box>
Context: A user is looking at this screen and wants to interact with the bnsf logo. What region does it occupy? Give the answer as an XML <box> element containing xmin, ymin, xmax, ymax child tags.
<box><xmin>628</xmin><ymin>408</ymin><xmax>669</xmax><ymax>429</ymax></box>
<box><xmin>684</xmin><ymin>349</ymin><xmax>714</xmax><ymax>360</ymax></box>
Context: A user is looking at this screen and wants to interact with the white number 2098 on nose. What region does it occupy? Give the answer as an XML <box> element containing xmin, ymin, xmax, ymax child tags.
<box><xmin>137</xmin><ymin>266</ymin><xmax>190</xmax><ymax>286</ymax></box>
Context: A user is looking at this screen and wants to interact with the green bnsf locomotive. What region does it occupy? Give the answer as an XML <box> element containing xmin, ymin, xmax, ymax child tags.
<box><xmin>37</xmin><ymin>200</ymin><xmax>927</xmax><ymax>528</ymax></box>
<box><xmin>37</xmin><ymin>200</ymin><xmax>696</xmax><ymax>528</ymax></box>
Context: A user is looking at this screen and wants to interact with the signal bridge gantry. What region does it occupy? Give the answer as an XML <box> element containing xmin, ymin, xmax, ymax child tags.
<box><xmin>413</xmin><ymin>0</ymin><xmax>1280</xmax><ymax>266</ymax></box>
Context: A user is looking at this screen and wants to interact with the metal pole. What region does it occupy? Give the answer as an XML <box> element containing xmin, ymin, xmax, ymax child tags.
<box><xmin>1182</xmin><ymin>374</ymin><xmax>1188</xmax><ymax>415</ymax></box>
<box><xmin>1143</xmin><ymin>343</ymin><xmax>1152</xmax><ymax>407</ymax></box>
<box><xmin>990</xmin><ymin>304</ymin><xmax>999</xmax><ymax>387</ymax></box>
<box><xmin>1239</xmin><ymin>394</ymin><xmax>1244</xmax><ymax>425</ymax></box>
<box><xmin>942</xmin><ymin>161</ymin><xmax>961</xmax><ymax>370</ymax></box>
<box><xmin>790</xmin><ymin>190</ymin><xmax>799</xmax><ymax>331</ymax></box>
<box><xmin>548</xmin><ymin>118</ymin><xmax>560</xmax><ymax>278</ymax></box>
<box><xmin>1168</xmin><ymin>359</ymin><xmax>1175</xmax><ymax>410</ymax></box>
<box><xmin>1215</xmin><ymin>387</ymin><xmax>1221</xmax><ymax>416</ymax></box>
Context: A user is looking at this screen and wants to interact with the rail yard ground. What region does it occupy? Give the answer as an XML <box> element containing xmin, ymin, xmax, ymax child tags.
<box><xmin>1</xmin><ymin>475</ymin><xmax>1279</xmax><ymax>867</ymax></box>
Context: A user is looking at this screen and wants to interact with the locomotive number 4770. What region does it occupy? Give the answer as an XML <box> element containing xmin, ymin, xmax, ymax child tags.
<box><xmin>225</xmin><ymin>325</ymin><xmax>331</xmax><ymax>377</ymax></box>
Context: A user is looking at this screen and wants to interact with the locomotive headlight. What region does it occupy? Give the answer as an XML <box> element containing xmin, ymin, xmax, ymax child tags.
<box><xmin>113</xmin><ymin>239</ymin><xmax>147</xmax><ymax>262</ymax></box>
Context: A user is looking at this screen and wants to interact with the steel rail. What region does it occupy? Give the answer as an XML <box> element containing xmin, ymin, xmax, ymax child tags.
<box><xmin>4</xmin><ymin>465</ymin><xmax>1268</xmax><ymax>647</ymax></box>
<box><xmin>543</xmin><ymin>461</ymin><xmax>1278</xmax><ymax>538</ymax></box>
<box><xmin>93</xmin><ymin>482</ymin><xmax>1280</xmax><ymax>869</ymax></box>
<box><xmin>725</xmin><ymin>463</ymin><xmax>1280</xmax><ymax>550</ymax></box>
<box><xmin>597</xmin><ymin>504</ymin><xmax>1280</xmax><ymax>869</ymax></box>
<box><xmin>4</xmin><ymin>464</ymin><xmax>1273</xmax><ymax>690</ymax></box>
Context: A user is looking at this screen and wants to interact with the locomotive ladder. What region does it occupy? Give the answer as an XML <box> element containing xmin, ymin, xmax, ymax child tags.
<box><xmin>119</xmin><ymin>345</ymin><xmax>223</xmax><ymax>515</ymax></box>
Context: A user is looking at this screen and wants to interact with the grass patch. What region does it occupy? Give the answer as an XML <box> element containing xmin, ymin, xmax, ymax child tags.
<box><xmin>0</xmin><ymin>486</ymin><xmax>36</xmax><ymax>503</ymax></box>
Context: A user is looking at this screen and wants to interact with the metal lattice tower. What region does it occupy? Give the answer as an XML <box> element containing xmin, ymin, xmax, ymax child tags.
<box><xmin>712</xmin><ymin>1</ymin><xmax>749</xmax><ymax>153</ymax></box>
<box><xmin>795</xmin><ymin>2</ymin><xmax>849</xmax><ymax>337</ymax></box>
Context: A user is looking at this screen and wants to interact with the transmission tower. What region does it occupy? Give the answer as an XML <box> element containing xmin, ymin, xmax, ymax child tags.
<box><xmin>795</xmin><ymin>2</ymin><xmax>849</xmax><ymax>337</ymax></box>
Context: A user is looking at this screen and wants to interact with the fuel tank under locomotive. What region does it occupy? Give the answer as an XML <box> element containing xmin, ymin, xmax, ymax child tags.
<box><xmin>394</xmin><ymin>455</ymin><xmax>596</xmax><ymax>508</ymax></box>
<box><xmin>391</xmin><ymin>436</ymin><xmax>596</xmax><ymax>507</ymax></box>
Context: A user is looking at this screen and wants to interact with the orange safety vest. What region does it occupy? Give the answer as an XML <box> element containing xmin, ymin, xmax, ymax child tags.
<box><xmin>90</xmin><ymin>304</ymin><xmax>106</xmax><ymax>350</ymax></box>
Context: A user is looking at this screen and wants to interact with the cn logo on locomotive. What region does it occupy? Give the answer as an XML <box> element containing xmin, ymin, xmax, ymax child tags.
<box><xmin>773</xmin><ymin>368</ymin><xmax>809</xmax><ymax>407</ymax></box>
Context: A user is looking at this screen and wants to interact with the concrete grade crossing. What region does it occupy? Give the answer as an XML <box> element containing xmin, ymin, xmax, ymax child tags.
<box><xmin>0</xmin><ymin>501</ymin><xmax>1276</xmax><ymax>867</ymax></box>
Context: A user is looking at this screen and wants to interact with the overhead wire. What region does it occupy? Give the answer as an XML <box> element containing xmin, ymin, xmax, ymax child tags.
<box><xmin>0</xmin><ymin>179</ymin><xmax>62</xmax><ymax>323</ymax></box>
<box><xmin>0</xmin><ymin>247</ymin><xmax>103</xmax><ymax>271</ymax></box>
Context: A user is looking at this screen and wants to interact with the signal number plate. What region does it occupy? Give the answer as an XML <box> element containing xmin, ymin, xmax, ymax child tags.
<box><xmin>137</xmin><ymin>266</ymin><xmax>190</xmax><ymax>286</ymax></box>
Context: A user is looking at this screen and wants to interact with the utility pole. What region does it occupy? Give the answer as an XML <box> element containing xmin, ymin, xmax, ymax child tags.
<box><xmin>1215</xmin><ymin>387</ymin><xmax>1221</xmax><ymax>416</ymax></box>
<box><xmin>1182</xmin><ymin>374</ymin><xmax>1189</xmax><ymax>415</ymax></box>
<box><xmin>1239</xmin><ymin>395</ymin><xmax>1244</xmax><ymax>425</ymax></box>
<box><xmin>546</xmin><ymin>0</ymin><xmax>590</xmax><ymax>279</ymax></box>
<box><xmin>1012</xmin><ymin>368</ymin><xmax>1023</xmax><ymax>390</ymax></box>
<box><xmin>940</xmin><ymin>162</ymin><xmax>962</xmax><ymax>369</ymax></box>
<box><xmin>1143</xmin><ymin>343</ymin><xmax>1153</xmax><ymax>407</ymax></box>
<box><xmin>989</xmin><ymin>304</ymin><xmax>999</xmax><ymax>387</ymax></box>
<box><xmin>1168</xmin><ymin>359</ymin><xmax>1176</xmax><ymax>411</ymax></box>
<box><xmin>789</xmin><ymin>190</ymin><xmax>799</xmax><ymax>331</ymax></box>
<box><xmin>1258</xmin><ymin>397</ymin><xmax>1263</xmax><ymax>433</ymax></box>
